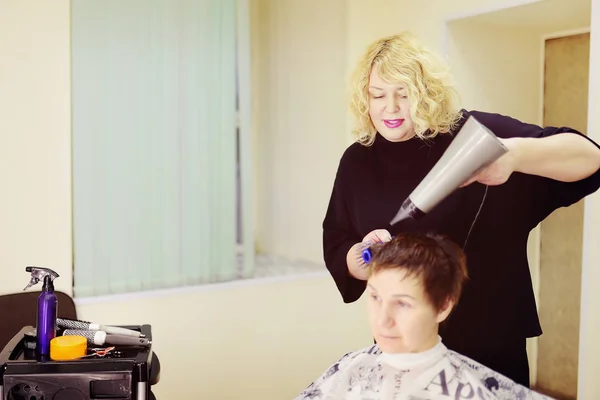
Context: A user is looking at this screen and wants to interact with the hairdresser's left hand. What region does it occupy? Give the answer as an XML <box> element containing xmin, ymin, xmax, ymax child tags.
<box><xmin>461</xmin><ymin>138</ymin><xmax>520</xmax><ymax>187</ymax></box>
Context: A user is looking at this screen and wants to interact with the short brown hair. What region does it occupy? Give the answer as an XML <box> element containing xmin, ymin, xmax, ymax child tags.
<box><xmin>368</xmin><ymin>233</ymin><xmax>468</xmax><ymax>312</ymax></box>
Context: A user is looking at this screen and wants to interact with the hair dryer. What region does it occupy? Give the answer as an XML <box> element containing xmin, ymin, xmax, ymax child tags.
<box><xmin>390</xmin><ymin>115</ymin><xmax>508</xmax><ymax>226</ymax></box>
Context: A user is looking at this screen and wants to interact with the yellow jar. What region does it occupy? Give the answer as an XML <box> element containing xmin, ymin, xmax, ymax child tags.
<box><xmin>50</xmin><ymin>335</ymin><xmax>87</xmax><ymax>361</ymax></box>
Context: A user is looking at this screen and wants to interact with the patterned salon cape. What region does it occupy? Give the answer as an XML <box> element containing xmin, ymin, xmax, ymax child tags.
<box><xmin>294</xmin><ymin>340</ymin><xmax>553</xmax><ymax>400</ymax></box>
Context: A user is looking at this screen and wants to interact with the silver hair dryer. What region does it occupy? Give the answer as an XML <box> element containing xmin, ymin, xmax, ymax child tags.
<box><xmin>390</xmin><ymin>115</ymin><xmax>508</xmax><ymax>226</ymax></box>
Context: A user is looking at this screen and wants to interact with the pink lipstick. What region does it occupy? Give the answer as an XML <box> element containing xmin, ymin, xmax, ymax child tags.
<box><xmin>384</xmin><ymin>119</ymin><xmax>404</xmax><ymax>129</ymax></box>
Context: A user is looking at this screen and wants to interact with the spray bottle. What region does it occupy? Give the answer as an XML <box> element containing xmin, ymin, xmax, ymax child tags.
<box><xmin>24</xmin><ymin>266</ymin><xmax>60</xmax><ymax>357</ymax></box>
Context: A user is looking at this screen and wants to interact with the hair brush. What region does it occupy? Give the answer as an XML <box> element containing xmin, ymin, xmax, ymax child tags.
<box><xmin>354</xmin><ymin>241</ymin><xmax>381</xmax><ymax>269</ymax></box>
<box><xmin>354</xmin><ymin>237</ymin><xmax>393</xmax><ymax>268</ymax></box>
<box><xmin>57</xmin><ymin>317</ymin><xmax>144</xmax><ymax>338</ymax></box>
<box><xmin>62</xmin><ymin>329</ymin><xmax>151</xmax><ymax>347</ymax></box>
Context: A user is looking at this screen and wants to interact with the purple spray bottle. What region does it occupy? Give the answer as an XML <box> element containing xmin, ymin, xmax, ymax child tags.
<box><xmin>24</xmin><ymin>266</ymin><xmax>60</xmax><ymax>357</ymax></box>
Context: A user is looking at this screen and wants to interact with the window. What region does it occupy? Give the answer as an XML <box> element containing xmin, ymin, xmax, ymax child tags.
<box><xmin>71</xmin><ymin>0</ymin><xmax>254</xmax><ymax>297</ymax></box>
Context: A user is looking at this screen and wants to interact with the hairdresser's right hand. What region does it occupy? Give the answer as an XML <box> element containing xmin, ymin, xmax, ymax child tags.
<box><xmin>361</xmin><ymin>229</ymin><xmax>392</xmax><ymax>245</ymax></box>
<box><xmin>346</xmin><ymin>229</ymin><xmax>392</xmax><ymax>280</ymax></box>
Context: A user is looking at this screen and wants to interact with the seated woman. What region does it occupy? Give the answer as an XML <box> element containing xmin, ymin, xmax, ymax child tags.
<box><xmin>295</xmin><ymin>233</ymin><xmax>552</xmax><ymax>400</ymax></box>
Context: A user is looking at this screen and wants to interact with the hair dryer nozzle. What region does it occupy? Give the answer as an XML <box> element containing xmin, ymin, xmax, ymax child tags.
<box><xmin>390</xmin><ymin>198</ymin><xmax>425</xmax><ymax>226</ymax></box>
<box><xmin>390</xmin><ymin>115</ymin><xmax>508</xmax><ymax>226</ymax></box>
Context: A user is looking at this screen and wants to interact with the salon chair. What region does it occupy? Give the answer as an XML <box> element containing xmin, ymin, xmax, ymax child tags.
<box><xmin>0</xmin><ymin>291</ymin><xmax>77</xmax><ymax>351</ymax></box>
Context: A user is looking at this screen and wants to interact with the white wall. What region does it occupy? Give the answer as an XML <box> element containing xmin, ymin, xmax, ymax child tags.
<box><xmin>578</xmin><ymin>1</ymin><xmax>600</xmax><ymax>397</ymax></box>
<box><xmin>345</xmin><ymin>0</ymin><xmax>521</xmax><ymax>71</ymax></box>
<box><xmin>252</xmin><ymin>0</ymin><xmax>350</xmax><ymax>263</ymax></box>
<box><xmin>0</xmin><ymin>0</ymin><xmax>72</xmax><ymax>296</ymax></box>
<box><xmin>445</xmin><ymin>20</ymin><xmax>542</xmax><ymax>122</ymax></box>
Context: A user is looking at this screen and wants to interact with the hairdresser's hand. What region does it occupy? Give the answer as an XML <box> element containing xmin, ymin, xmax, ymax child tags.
<box><xmin>362</xmin><ymin>229</ymin><xmax>392</xmax><ymax>245</ymax></box>
<box><xmin>346</xmin><ymin>229</ymin><xmax>392</xmax><ymax>280</ymax></box>
<box><xmin>461</xmin><ymin>138</ymin><xmax>519</xmax><ymax>187</ymax></box>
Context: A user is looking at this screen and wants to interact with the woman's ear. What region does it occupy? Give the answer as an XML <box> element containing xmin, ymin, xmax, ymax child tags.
<box><xmin>436</xmin><ymin>298</ymin><xmax>455</xmax><ymax>323</ymax></box>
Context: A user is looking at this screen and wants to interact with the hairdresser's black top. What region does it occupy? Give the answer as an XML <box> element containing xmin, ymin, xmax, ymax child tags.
<box><xmin>323</xmin><ymin>109</ymin><xmax>600</xmax><ymax>349</ymax></box>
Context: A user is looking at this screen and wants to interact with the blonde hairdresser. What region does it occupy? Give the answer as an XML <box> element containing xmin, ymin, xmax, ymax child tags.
<box><xmin>322</xmin><ymin>31</ymin><xmax>600</xmax><ymax>387</ymax></box>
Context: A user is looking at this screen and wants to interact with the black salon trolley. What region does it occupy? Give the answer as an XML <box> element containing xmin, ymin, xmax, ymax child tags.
<box><xmin>0</xmin><ymin>325</ymin><xmax>160</xmax><ymax>400</ymax></box>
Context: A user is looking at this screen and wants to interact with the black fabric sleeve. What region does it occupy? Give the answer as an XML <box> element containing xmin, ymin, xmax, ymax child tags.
<box><xmin>470</xmin><ymin>110</ymin><xmax>600</xmax><ymax>224</ymax></box>
<box><xmin>532</xmin><ymin>126</ymin><xmax>600</xmax><ymax>223</ymax></box>
<box><xmin>322</xmin><ymin>152</ymin><xmax>367</xmax><ymax>303</ymax></box>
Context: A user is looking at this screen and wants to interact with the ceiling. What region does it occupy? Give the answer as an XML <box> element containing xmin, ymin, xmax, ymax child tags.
<box><xmin>446</xmin><ymin>0</ymin><xmax>591</xmax><ymax>33</ymax></box>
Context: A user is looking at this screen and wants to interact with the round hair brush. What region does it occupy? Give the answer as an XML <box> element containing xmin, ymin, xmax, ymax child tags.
<box><xmin>354</xmin><ymin>242</ymin><xmax>375</xmax><ymax>269</ymax></box>
<box><xmin>62</xmin><ymin>329</ymin><xmax>151</xmax><ymax>347</ymax></box>
<box><xmin>57</xmin><ymin>317</ymin><xmax>144</xmax><ymax>338</ymax></box>
<box><xmin>355</xmin><ymin>239</ymin><xmax>391</xmax><ymax>268</ymax></box>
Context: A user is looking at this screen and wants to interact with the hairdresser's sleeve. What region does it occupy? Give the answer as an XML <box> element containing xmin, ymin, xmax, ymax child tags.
<box><xmin>471</xmin><ymin>110</ymin><xmax>600</xmax><ymax>223</ymax></box>
<box><xmin>528</xmin><ymin>125</ymin><xmax>600</xmax><ymax>222</ymax></box>
<box><xmin>322</xmin><ymin>152</ymin><xmax>366</xmax><ymax>303</ymax></box>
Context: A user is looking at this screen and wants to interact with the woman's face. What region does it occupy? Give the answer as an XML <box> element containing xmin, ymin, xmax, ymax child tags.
<box><xmin>367</xmin><ymin>268</ymin><xmax>452</xmax><ymax>354</ymax></box>
<box><xmin>367</xmin><ymin>67</ymin><xmax>415</xmax><ymax>142</ymax></box>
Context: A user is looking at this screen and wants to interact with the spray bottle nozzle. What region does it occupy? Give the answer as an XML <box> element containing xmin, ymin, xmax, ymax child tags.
<box><xmin>24</xmin><ymin>266</ymin><xmax>60</xmax><ymax>291</ymax></box>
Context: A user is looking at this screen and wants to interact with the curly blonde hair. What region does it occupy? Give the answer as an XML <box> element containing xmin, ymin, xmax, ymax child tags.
<box><xmin>348</xmin><ymin>32</ymin><xmax>463</xmax><ymax>146</ymax></box>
